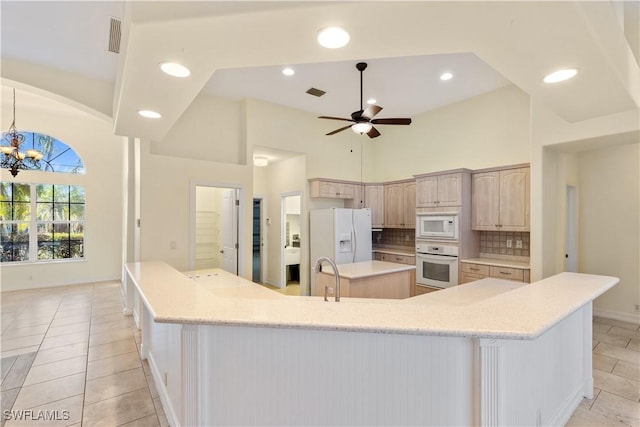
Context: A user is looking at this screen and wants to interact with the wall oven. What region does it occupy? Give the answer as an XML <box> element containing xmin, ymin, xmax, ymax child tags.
<box><xmin>416</xmin><ymin>213</ymin><xmax>458</xmax><ymax>240</ymax></box>
<box><xmin>415</xmin><ymin>242</ymin><xmax>459</xmax><ymax>289</ymax></box>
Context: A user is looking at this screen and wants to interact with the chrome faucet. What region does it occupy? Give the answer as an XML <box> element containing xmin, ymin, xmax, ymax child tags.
<box><xmin>313</xmin><ymin>256</ymin><xmax>340</xmax><ymax>302</ymax></box>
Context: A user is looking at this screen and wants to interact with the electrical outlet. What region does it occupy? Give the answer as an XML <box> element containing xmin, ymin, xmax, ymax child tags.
<box><xmin>506</xmin><ymin>239</ymin><xmax>512</xmax><ymax>248</ymax></box>
<box><xmin>170</xmin><ymin>241</ymin><xmax>177</xmax><ymax>250</ymax></box>
<box><xmin>516</xmin><ymin>240</ymin><xmax>523</xmax><ymax>249</ymax></box>
<box><xmin>635</xmin><ymin>304</ymin><xmax>640</xmax><ymax>312</ymax></box>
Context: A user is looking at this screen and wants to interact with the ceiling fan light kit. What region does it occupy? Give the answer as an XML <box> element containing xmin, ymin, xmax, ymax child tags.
<box><xmin>318</xmin><ymin>62</ymin><xmax>412</xmax><ymax>139</ymax></box>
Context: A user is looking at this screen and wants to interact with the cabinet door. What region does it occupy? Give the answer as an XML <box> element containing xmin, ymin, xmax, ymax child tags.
<box><xmin>365</xmin><ymin>185</ymin><xmax>385</xmax><ymax>227</ymax></box>
<box><xmin>415</xmin><ymin>176</ymin><xmax>439</xmax><ymax>207</ymax></box>
<box><xmin>472</xmin><ymin>171</ymin><xmax>500</xmax><ymax>230</ymax></box>
<box><xmin>384</xmin><ymin>183</ymin><xmax>404</xmax><ymax>227</ymax></box>
<box><xmin>437</xmin><ymin>173</ymin><xmax>462</xmax><ymax>207</ymax></box>
<box><xmin>314</xmin><ymin>181</ymin><xmax>340</xmax><ymax>198</ymax></box>
<box><xmin>403</xmin><ymin>181</ymin><xmax>416</xmax><ymax>228</ymax></box>
<box><xmin>337</xmin><ymin>183</ymin><xmax>355</xmax><ymax>199</ymax></box>
<box><xmin>498</xmin><ymin>168</ymin><xmax>529</xmax><ymax>231</ymax></box>
<box><xmin>346</xmin><ymin>184</ymin><xmax>364</xmax><ymax>208</ymax></box>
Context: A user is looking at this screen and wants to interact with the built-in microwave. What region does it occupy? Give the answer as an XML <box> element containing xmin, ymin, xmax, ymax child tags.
<box><xmin>416</xmin><ymin>213</ymin><xmax>459</xmax><ymax>240</ymax></box>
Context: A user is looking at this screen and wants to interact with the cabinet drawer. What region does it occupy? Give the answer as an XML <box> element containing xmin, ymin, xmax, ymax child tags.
<box><xmin>460</xmin><ymin>262</ymin><xmax>490</xmax><ymax>275</ymax></box>
<box><xmin>459</xmin><ymin>272</ymin><xmax>488</xmax><ymax>284</ymax></box>
<box><xmin>376</xmin><ymin>252</ymin><xmax>415</xmax><ymax>265</ymax></box>
<box><xmin>415</xmin><ymin>284</ymin><xmax>440</xmax><ymax>295</ymax></box>
<box><xmin>489</xmin><ymin>266</ymin><xmax>524</xmax><ymax>281</ymax></box>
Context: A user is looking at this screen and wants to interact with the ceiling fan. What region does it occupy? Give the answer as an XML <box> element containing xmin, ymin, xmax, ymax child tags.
<box><xmin>318</xmin><ymin>62</ymin><xmax>412</xmax><ymax>139</ymax></box>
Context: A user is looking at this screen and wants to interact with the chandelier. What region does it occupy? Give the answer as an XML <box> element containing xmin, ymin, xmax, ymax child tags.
<box><xmin>1</xmin><ymin>89</ymin><xmax>43</xmax><ymax>177</ymax></box>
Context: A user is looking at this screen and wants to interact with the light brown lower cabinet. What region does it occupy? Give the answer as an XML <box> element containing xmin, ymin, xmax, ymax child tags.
<box><xmin>373</xmin><ymin>252</ymin><xmax>417</xmax><ymax>297</ymax></box>
<box><xmin>459</xmin><ymin>262</ymin><xmax>530</xmax><ymax>284</ymax></box>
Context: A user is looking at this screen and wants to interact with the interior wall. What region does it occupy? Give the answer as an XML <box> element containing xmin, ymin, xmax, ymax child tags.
<box><xmin>154</xmin><ymin>93</ymin><xmax>243</xmax><ymax>164</ymax></box>
<box><xmin>369</xmin><ymin>85</ymin><xmax>531</xmax><ymax>181</ymax></box>
<box><xmin>139</xmin><ymin>139</ymin><xmax>252</xmax><ymax>275</ymax></box>
<box><xmin>0</xmin><ymin>83</ymin><xmax>124</xmax><ymax>291</ymax></box>
<box><xmin>578</xmin><ymin>143</ymin><xmax>639</xmax><ymax>322</ymax></box>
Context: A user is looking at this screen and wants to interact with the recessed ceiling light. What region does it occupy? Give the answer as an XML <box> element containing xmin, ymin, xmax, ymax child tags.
<box><xmin>282</xmin><ymin>67</ymin><xmax>295</xmax><ymax>76</ymax></box>
<box><xmin>543</xmin><ymin>68</ymin><xmax>578</xmax><ymax>83</ymax></box>
<box><xmin>317</xmin><ymin>26</ymin><xmax>350</xmax><ymax>49</ymax></box>
<box><xmin>440</xmin><ymin>72</ymin><xmax>453</xmax><ymax>81</ymax></box>
<box><xmin>138</xmin><ymin>110</ymin><xmax>161</xmax><ymax>119</ymax></box>
<box><xmin>366</xmin><ymin>98</ymin><xmax>377</xmax><ymax>105</ymax></box>
<box><xmin>159</xmin><ymin>62</ymin><xmax>191</xmax><ymax>78</ymax></box>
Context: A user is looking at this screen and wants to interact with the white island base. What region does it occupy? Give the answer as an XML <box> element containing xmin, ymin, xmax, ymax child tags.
<box><xmin>124</xmin><ymin>262</ymin><xmax>617</xmax><ymax>426</ymax></box>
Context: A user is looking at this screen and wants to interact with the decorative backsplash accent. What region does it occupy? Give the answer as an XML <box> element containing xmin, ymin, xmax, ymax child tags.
<box><xmin>480</xmin><ymin>231</ymin><xmax>530</xmax><ymax>257</ymax></box>
<box><xmin>373</xmin><ymin>228</ymin><xmax>415</xmax><ymax>248</ymax></box>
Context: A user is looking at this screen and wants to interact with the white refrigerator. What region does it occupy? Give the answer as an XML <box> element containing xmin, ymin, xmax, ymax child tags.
<box><xmin>309</xmin><ymin>208</ymin><xmax>372</xmax><ymax>294</ymax></box>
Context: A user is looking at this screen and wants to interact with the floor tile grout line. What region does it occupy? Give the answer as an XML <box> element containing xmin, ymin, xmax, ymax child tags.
<box><xmin>83</xmin><ymin>384</ymin><xmax>149</xmax><ymax>408</ymax></box>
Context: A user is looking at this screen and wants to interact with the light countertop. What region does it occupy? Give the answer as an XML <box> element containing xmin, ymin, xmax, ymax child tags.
<box><xmin>461</xmin><ymin>257</ymin><xmax>531</xmax><ymax>269</ymax></box>
<box><xmin>319</xmin><ymin>260</ymin><xmax>415</xmax><ymax>279</ymax></box>
<box><xmin>125</xmin><ymin>261</ymin><xmax>617</xmax><ymax>340</ymax></box>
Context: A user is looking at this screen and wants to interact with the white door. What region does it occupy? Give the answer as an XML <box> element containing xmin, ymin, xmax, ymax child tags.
<box><xmin>222</xmin><ymin>189</ymin><xmax>238</xmax><ymax>274</ymax></box>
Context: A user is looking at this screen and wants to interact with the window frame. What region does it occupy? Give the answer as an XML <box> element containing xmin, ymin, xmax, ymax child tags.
<box><xmin>1</xmin><ymin>182</ymin><xmax>86</xmax><ymax>264</ymax></box>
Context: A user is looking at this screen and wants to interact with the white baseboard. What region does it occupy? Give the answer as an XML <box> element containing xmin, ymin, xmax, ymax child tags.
<box><xmin>1</xmin><ymin>277</ymin><xmax>121</xmax><ymax>292</ymax></box>
<box><xmin>593</xmin><ymin>308</ymin><xmax>640</xmax><ymax>325</ymax></box>
<box><xmin>147</xmin><ymin>351</ymin><xmax>180</xmax><ymax>427</ymax></box>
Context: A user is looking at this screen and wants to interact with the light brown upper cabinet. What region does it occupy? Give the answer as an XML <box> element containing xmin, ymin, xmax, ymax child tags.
<box><xmin>309</xmin><ymin>179</ymin><xmax>355</xmax><ymax>199</ymax></box>
<box><xmin>471</xmin><ymin>166</ymin><xmax>530</xmax><ymax>231</ymax></box>
<box><xmin>415</xmin><ymin>172</ymin><xmax>464</xmax><ymax>207</ymax></box>
<box><xmin>364</xmin><ymin>184</ymin><xmax>385</xmax><ymax>228</ymax></box>
<box><xmin>384</xmin><ymin>180</ymin><xmax>416</xmax><ymax>228</ymax></box>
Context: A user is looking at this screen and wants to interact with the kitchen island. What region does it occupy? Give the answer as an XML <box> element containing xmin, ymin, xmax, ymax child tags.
<box><xmin>315</xmin><ymin>260</ymin><xmax>414</xmax><ymax>299</ymax></box>
<box><xmin>123</xmin><ymin>261</ymin><xmax>617</xmax><ymax>427</ymax></box>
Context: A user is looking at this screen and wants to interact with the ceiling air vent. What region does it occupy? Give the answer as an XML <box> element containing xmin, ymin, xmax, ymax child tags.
<box><xmin>107</xmin><ymin>16</ymin><xmax>122</xmax><ymax>54</ymax></box>
<box><xmin>306</xmin><ymin>88</ymin><xmax>326</xmax><ymax>97</ymax></box>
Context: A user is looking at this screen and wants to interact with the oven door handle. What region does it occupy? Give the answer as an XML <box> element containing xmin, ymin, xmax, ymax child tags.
<box><xmin>416</xmin><ymin>254</ymin><xmax>458</xmax><ymax>262</ymax></box>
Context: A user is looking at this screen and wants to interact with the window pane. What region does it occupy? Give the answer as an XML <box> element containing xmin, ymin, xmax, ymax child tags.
<box><xmin>12</xmin><ymin>184</ymin><xmax>30</xmax><ymax>202</ymax></box>
<box><xmin>37</xmin><ymin>223</ymin><xmax>53</xmax><ymax>241</ymax></box>
<box><xmin>12</xmin><ymin>201</ymin><xmax>31</xmax><ymax>221</ymax></box>
<box><xmin>54</xmin><ymin>185</ymin><xmax>70</xmax><ymax>202</ymax></box>
<box><xmin>70</xmin><ymin>204</ymin><xmax>85</xmax><ymax>221</ymax></box>
<box><xmin>1</xmin><ymin>223</ymin><xmax>29</xmax><ymax>262</ymax></box>
<box><xmin>53</xmin><ymin>241</ymin><xmax>70</xmax><ymax>259</ymax></box>
<box><xmin>0</xmin><ymin>202</ymin><xmax>10</xmax><ymax>221</ymax></box>
<box><xmin>0</xmin><ymin>183</ymin><xmax>11</xmax><ymax>202</ymax></box>
<box><xmin>70</xmin><ymin>186</ymin><xmax>85</xmax><ymax>203</ymax></box>
<box><xmin>70</xmin><ymin>223</ymin><xmax>83</xmax><ymax>238</ymax></box>
<box><xmin>37</xmin><ymin>243</ymin><xmax>53</xmax><ymax>260</ymax></box>
<box><xmin>37</xmin><ymin>184</ymin><xmax>54</xmax><ymax>202</ymax></box>
<box><xmin>69</xmin><ymin>242</ymin><xmax>83</xmax><ymax>258</ymax></box>
<box><xmin>53</xmin><ymin>203</ymin><xmax>69</xmax><ymax>221</ymax></box>
<box><xmin>37</xmin><ymin>203</ymin><xmax>53</xmax><ymax>221</ymax></box>
<box><xmin>53</xmin><ymin>223</ymin><xmax>70</xmax><ymax>241</ymax></box>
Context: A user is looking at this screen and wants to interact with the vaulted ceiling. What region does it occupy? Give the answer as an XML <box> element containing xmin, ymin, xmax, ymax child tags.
<box><xmin>2</xmin><ymin>1</ymin><xmax>639</xmax><ymax>142</ymax></box>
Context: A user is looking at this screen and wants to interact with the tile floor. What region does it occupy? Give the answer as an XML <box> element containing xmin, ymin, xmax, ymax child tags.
<box><xmin>1</xmin><ymin>282</ymin><xmax>638</xmax><ymax>426</ymax></box>
<box><xmin>1</xmin><ymin>281</ymin><xmax>168</xmax><ymax>427</ymax></box>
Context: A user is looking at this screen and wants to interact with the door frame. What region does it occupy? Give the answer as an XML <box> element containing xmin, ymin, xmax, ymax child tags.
<box><xmin>189</xmin><ymin>180</ymin><xmax>246</xmax><ymax>276</ymax></box>
<box><xmin>252</xmin><ymin>196</ymin><xmax>266</xmax><ymax>284</ymax></box>
<box><xmin>565</xmin><ymin>185</ymin><xmax>579</xmax><ymax>272</ymax></box>
<box><xmin>280</xmin><ymin>191</ymin><xmax>302</xmax><ymax>288</ymax></box>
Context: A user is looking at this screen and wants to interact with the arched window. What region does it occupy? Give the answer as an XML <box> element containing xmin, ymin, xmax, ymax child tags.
<box><xmin>18</xmin><ymin>132</ymin><xmax>85</xmax><ymax>174</ymax></box>
<box><xmin>1</xmin><ymin>132</ymin><xmax>85</xmax><ymax>263</ymax></box>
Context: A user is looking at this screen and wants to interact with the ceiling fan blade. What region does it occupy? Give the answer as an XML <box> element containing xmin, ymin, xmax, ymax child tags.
<box><xmin>318</xmin><ymin>116</ymin><xmax>354</xmax><ymax>122</ymax></box>
<box><xmin>371</xmin><ymin>118</ymin><xmax>412</xmax><ymax>125</ymax></box>
<box><xmin>326</xmin><ymin>125</ymin><xmax>353</xmax><ymax>136</ymax></box>
<box><xmin>367</xmin><ymin>126</ymin><xmax>381</xmax><ymax>138</ymax></box>
<box><xmin>361</xmin><ymin>105</ymin><xmax>382</xmax><ymax>120</ymax></box>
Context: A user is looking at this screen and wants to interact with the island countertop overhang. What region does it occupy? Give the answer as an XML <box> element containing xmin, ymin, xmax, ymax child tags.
<box><xmin>124</xmin><ymin>261</ymin><xmax>618</xmax><ymax>340</ymax></box>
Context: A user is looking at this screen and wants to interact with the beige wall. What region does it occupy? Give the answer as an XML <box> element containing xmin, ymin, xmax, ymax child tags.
<box><xmin>0</xmin><ymin>82</ymin><xmax>124</xmax><ymax>291</ymax></box>
<box><xmin>370</xmin><ymin>85</ymin><xmax>531</xmax><ymax>181</ymax></box>
<box><xmin>578</xmin><ymin>143</ymin><xmax>639</xmax><ymax>321</ymax></box>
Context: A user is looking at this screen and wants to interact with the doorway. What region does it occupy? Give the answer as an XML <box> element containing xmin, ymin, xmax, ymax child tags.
<box><xmin>280</xmin><ymin>193</ymin><xmax>302</xmax><ymax>293</ymax></box>
<box><xmin>252</xmin><ymin>198</ymin><xmax>265</xmax><ymax>283</ymax></box>
<box><xmin>192</xmin><ymin>185</ymin><xmax>240</xmax><ymax>274</ymax></box>
<box><xmin>565</xmin><ymin>185</ymin><xmax>578</xmax><ymax>272</ymax></box>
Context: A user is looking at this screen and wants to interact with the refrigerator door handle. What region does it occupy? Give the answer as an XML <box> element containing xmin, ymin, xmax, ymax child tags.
<box><xmin>351</xmin><ymin>228</ymin><xmax>356</xmax><ymax>263</ymax></box>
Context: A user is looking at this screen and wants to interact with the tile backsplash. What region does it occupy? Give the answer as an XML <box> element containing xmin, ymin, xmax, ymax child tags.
<box><xmin>373</xmin><ymin>228</ymin><xmax>415</xmax><ymax>248</ymax></box>
<box><xmin>480</xmin><ymin>231</ymin><xmax>530</xmax><ymax>257</ymax></box>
